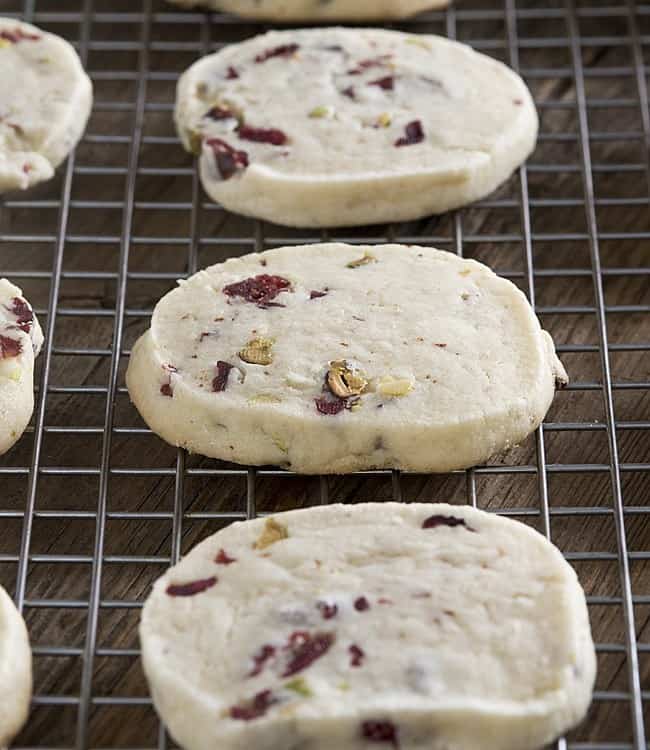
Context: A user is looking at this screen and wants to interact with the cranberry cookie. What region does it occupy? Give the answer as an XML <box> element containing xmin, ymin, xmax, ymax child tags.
<box><xmin>140</xmin><ymin>502</ymin><xmax>596</xmax><ymax>750</ymax></box>
<box><xmin>126</xmin><ymin>243</ymin><xmax>567</xmax><ymax>474</ymax></box>
<box><xmin>0</xmin><ymin>18</ymin><xmax>92</xmax><ymax>192</ymax></box>
<box><xmin>175</xmin><ymin>28</ymin><xmax>537</xmax><ymax>227</ymax></box>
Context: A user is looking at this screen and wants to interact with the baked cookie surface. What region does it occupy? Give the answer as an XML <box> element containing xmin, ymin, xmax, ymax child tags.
<box><xmin>0</xmin><ymin>279</ymin><xmax>43</xmax><ymax>455</ymax></box>
<box><xmin>0</xmin><ymin>585</ymin><xmax>32</xmax><ymax>747</ymax></box>
<box><xmin>175</xmin><ymin>28</ymin><xmax>538</xmax><ymax>227</ymax></box>
<box><xmin>140</xmin><ymin>502</ymin><xmax>596</xmax><ymax>750</ymax></box>
<box><xmin>126</xmin><ymin>243</ymin><xmax>566</xmax><ymax>474</ymax></box>
<box><xmin>0</xmin><ymin>18</ymin><xmax>92</xmax><ymax>192</ymax></box>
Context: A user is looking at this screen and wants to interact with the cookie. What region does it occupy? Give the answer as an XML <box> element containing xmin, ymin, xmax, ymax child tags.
<box><xmin>126</xmin><ymin>243</ymin><xmax>567</xmax><ymax>474</ymax></box>
<box><xmin>0</xmin><ymin>585</ymin><xmax>32</xmax><ymax>747</ymax></box>
<box><xmin>175</xmin><ymin>28</ymin><xmax>537</xmax><ymax>227</ymax></box>
<box><xmin>0</xmin><ymin>279</ymin><xmax>44</xmax><ymax>455</ymax></box>
<box><xmin>166</xmin><ymin>0</ymin><xmax>449</xmax><ymax>21</ymax></box>
<box><xmin>140</xmin><ymin>502</ymin><xmax>596</xmax><ymax>750</ymax></box>
<box><xmin>0</xmin><ymin>18</ymin><xmax>93</xmax><ymax>192</ymax></box>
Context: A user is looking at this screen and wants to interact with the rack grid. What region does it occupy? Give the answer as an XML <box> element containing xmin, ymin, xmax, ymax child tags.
<box><xmin>0</xmin><ymin>0</ymin><xmax>649</xmax><ymax>747</ymax></box>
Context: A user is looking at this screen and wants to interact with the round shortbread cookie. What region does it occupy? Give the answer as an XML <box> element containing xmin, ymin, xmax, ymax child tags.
<box><xmin>0</xmin><ymin>585</ymin><xmax>32</xmax><ymax>747</ymax></box>
<box><xmin>0</xmin><ymin>18</ymin><xmax>92</xmax><ymax>193</ymax></box>
<box><xmin>166</xmin><ymin>0</ymin><xmax>449</xmax><ymax>21</ymax></box>
<box><xmin>0</xmin><ymin>279</ymin><xmax>43</xmax><ymax>456</ymax></box>
<box><xmin>175</xmin><ymin>28</ymin><xmax>537</xmax><ymax>227</ymax></box>
<box><xmin>126</xmin><ymin>243</ymin><xmax>567</xmax><ymax>474</ymax></box>
<box><xmin>140</xmin><ymin>502</ymin><xmax>596</xmax><ymax>750</ymax></box>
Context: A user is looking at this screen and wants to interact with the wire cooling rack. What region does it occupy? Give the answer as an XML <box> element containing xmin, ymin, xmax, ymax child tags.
<box><xmin>0</xmin><ymin>0</ymin><xmax>649</xmax><ymax>747</ymax></box>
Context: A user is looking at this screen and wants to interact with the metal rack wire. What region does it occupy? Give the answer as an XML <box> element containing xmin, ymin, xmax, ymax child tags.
<box><xmin>0</xmin><ymin>0</ymin><xmax>648</xmax><ymax>747</ymax></box>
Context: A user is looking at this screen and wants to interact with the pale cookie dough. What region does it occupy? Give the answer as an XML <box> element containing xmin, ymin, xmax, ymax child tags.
<box><xmin>0</xmin><ymin>585</ymin><xmax>32</xmax><ymax>747</ymax></box>
<box><xmin>166</xmin><ymin>0</ymin><xmax>449</xmax><ymax>21</ymax></box>
<box><xmin>126</xmin><ymin>243</ymin><xmax>567</xmax><ymax>474</ymax></box>
<box><xmin>0</xmin><ymin>18</ymin><xmax>93</xmax><ymax>192</ymax></box>
<box><xmin>0</xmin><ymin>279</ymin><xmax>43</xmax><ymax>455</ymax></box>
<box><xmin>175</xmin><ymin>27</ymin><xmax>537</xmax><ymax>227</ymax></box>
<box><xmin>140</xmin><ymin>502</ymin><xmax>596</xmax><ymax>750</ymax></box>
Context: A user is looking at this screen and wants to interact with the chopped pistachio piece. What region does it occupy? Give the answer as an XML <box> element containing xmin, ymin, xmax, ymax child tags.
<box><xmin>285</xmin><ymin>677</ymin><xmax>312</xmax><ymax>697</ymax></box>
<box><xmin>248</xmin><ymin>393</ymin><xmax>282</xmax><ymax>404</ymax></box>
<box><xmin>309</xmin><ymin>105</ymin><xmax>334</xmax><ymax>119</ymax></box>
<box><xmin>377</xmin><ymin>375</ymin><xmax>414</xmax><ymax>398</ymax></box>
<box><xmin>346</xmin><ymin>252</ymin><xmax>376</xmax><ymax>269</ymax></box>
<box><xmin>406</xmin><ymin>37</ymin><xmax>432</xmax><ymax>50</ymax></box>
<box><xmin>186</xmin><ymin>129</ymin><xmax>203</xmax><ymax>156</ymax></box>
<box><xmin>253</xmin><ymin>518</ymin><xmax>289</xmax><ymax>550</ymax></box>
<box><xmin>239</xmin><ymin>337</ymin><xmax>275</xmax><ymax>366</ymax></box>
<box><xmin>377</xmin><ymin>112</ymin><xmax>392</xmax><ymax>128</ymax></box>
<box><xmin>327</xmin><ymin>360</ymin><xmax>368</xmax><ymax>399</ymax></box>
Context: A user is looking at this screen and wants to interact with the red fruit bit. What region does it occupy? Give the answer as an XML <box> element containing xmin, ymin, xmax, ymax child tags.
<box><xmin>369</xmin><ymin>76</ymin><xmax>394</xmax><ymax>91</ymax></box>
<box><xmin>160</xmin><ymin>382</ymin><xmax>173</xmax><ymax>398</ymax></box>
<box><xmin>249</xmin><ymin>644</ymin><xmax>276</xmax><ymax>677</ymax></box>
<box><xmin>8</xmin><ymin>297</ymin><xmax>33</xmax><ymax>333</ymax></box>
<box><xmin>316</xmin><ymin>601</ymin><xmax>338</xmax><ymax>620</ymax></box>
<box><xmin>230</xmin><ymin>690</ymin><xmax>279</xmax><ymax>721</ymax></box>
<box><xmin>238</xmin><ymin>125</ymin><xmax>288</xmax><ymax>146</ymax></box>
<box><xmin>348</xmin><ymin>55</ymin><xmax>393</xmax><ymax>75</ymax></box>
<box><xmin>395</xmin><ymin>120</ymin><xmax>425</xmax><ymax>147</ymax></box>
<box><xmin>166</xmin><ymin>576</ymin><xmax>217</xmax><ymax>597</ymax></box>
<box><xmin>361</xmin><ymin>720</ymin><xmax>399</xmax><ymax>748</ymax></box>
<box><xmin>378</xmin><ymin>597</ymin><xmax>393</xmax><ymax>605</ymax></box>
<box><xmin>223</xmin><ymin>274</ymin><xmax>292</xmax><ymax>307</ymax></box>
<box><xmin>0</xmin><ymin>28</ymin><xmax>41</xmax><ymax>43</ymax></box>
<box><xmin>22</xmin><ymin>163</ymin><xmax>32</xmax><ymax>174</ymax></box>
<box><xmin>282</xmin><ymin>631</ymin><xmax>335</xmax><ymax>678</ymax></box>
<box><xmin>513</xmin><ymin>98</ymin><xmax>523</xmax><ymax>106</ymax></box>
<box><xmin>215</xmin><ymin>548</ymin><xmax>237</xmax><ymax>565</ymax></box>
<box><xmin>342</xmin><ymin>86</ymin><xmax>356</xmax><ymax>100</ymax></box>
<box><xmin>226</xmin><ymin>66</ymin><xmax>240</xmax><ymax>79</ymax></box>
<box><xmin>255</xmin><ymin>43</ymin><xmax>300</xmax><ymax>63</ymax></box>
<box><xmin>422</xmin><ymin>514</ymin><xmax>475</xmax><ymax>532</ymax></box>
<box><xmin>354</xmin><ymin>596</ymin><xmax>370</xmax><ymax>612</ymax></box>
<box><xmin>314</xmin><ymin>396</ymin><xmax>346</xmax><ymax>416</ymax></box>
<box><xmin>205</xmin><ymin>106</ymin><xmax>236</xmax><ymax>121</ymax></box>
<box><xmin>309</xmin><ymin>290</ymin><xmax>328</xmax><ymax>300</ymax></box>
<box><xmin>212</xmin><ymin>361</ymin><xmax>234</xmax><ymax>392</ymax></box>
<box><xmin>349</xmin><ymin>644</ymin><xmax>365</xmax><ymax>667</ymax></box>
<box><xmin>206</xmin><ymin>138</ymin><xmax>249</xmax><ymax>180</ymax></box>
<box><xmin>0</xmin><ymin>334</ymin><xmax>22</xmax><ymax>359</ymax></box>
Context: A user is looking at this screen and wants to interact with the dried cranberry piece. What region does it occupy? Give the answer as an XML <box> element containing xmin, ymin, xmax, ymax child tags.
<box><xmin>226</xmin><ymin>66</ymin><xmax>240</xmax><ymax>79</ymax></box>
<box><xmin>316</xmin><ymin>601</ymin><xmax>338</xmax><ymax>620</ymax></box>
<box><xmin>369</xmin><ymin>76</ymin><xmax>394</xmax><ymax>91</ymax></box>
<box><xmin>347</xmin><ymin>55</ymin><xmax>393</xmax><ymax>75</ymax></box>
<box><xmin>349</xmin><ymin>644</ymin><xmax>365</xmax><ymax>667</ymax></box>
<box><xmin>205</xmin><ymin>106</ymin><xmax>236</xmax><ymax>121</ymax></box>
<box><xmin>230</xmin><ymin>689</ymin><xmax>279</xmax><ymax>721</ymax></box>
<box><xmin>395</xmin><ymin>120</ymin><xmax>425</xmax><ymax>147</ymax></box>
<box><xmin>282</xmin><ymin>631</ymin><xmax>335</xmax><ymax>677</ymax></box>
<box><xmin>341</xmin><ymin>86</ymin><xmax>356</xmax><ymax>100</ymax></box>
<box><xmin>255</xmin><ymin>43</ymin><xmax>300</xmax><ymax>63</ymax></box>
<box><xmin>361</xmin><ymin>720</ymin><xmax>399</xmax><ymax>747</ymax></box>
<box><xmin>212</xmin><ymin>361</ymin><xmax>234</xmax><ymax>392</ymax></box>
<box><xmin>215</xmin><ymin>548</ymin><xmax>236</xmax><ymax>565</ymax></box>
<box><xmin>354</xmin><ymin>596</ymin><xmax>370</xmax><ymax>612</ymax></box>
<box><xmin>223</xmin><ymin>274</ymin><xmax>292</xmax><ymax>307</ymax></box>
<box><xmin>314</xmin><ymin>396</ymin><xmax>346</xmax><ymax>416</ymax></box>
<box><xmin>0</xmin><ymin>28</ymin><xmax>41</xmax><ymax>43</ymax></box>
<box><xmin>422</xmin><ymin>514</ymin><xmax>474</xmax><ymax>531</ymax></box>
<box><xmin>249</xmin><ymin>644</ymin><xmax>276</xmax><ymax>677</ymax></box>
<box><xmin>7</xmin><ymin>297</ymin><xmax>33</xmax><ymax>333</ymax></box>
<box><xmin>166</xmin><ymin>576</ymin><xmax>217</xmax><ymax>597</ymax></box>
<box><xmin>309</xmin><ymin>290</ymin><xmax>328</xmax><ymax>299</ymax></box>
<box><xmin>238</xmin><ymin>125</ymin><xmax>288</xmax><ymax>146</ymax></box>
<box><xmin>160</xmin><ymin>383</ymin><xmax>173</xmax><ymax>398</ymax></box>
<box><xmin>206</xmin><ymin>138</ymin><xmax>249</xmax><ymax>180</ymax></box>
<box><xmin>0</xmin><ymin>334</ymin><xmax>22</xmax><ymax>359</ymax></box>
